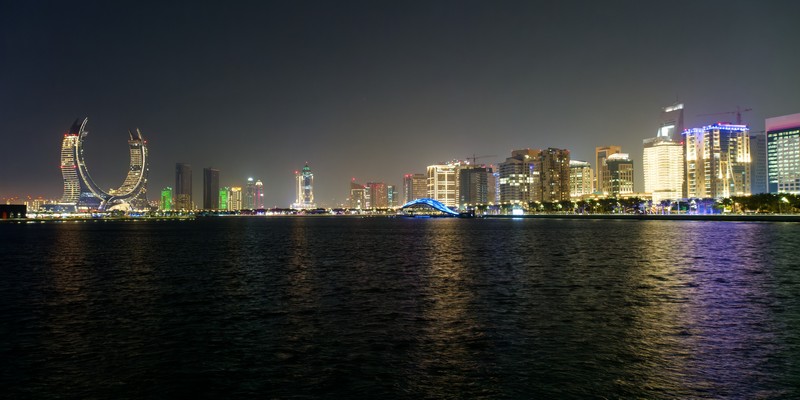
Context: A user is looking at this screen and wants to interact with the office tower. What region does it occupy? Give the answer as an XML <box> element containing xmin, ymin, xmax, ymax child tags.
<box><xmin>349</xmin><ymin>181</ymin><xmax>368</xmax><ymax>209</ymax></box>
<box><xmin>569</xmin><ymin>160</ymin><xmax>593</xmax><ymax>198</ymax></box>
<box><xmin>175</xmin><ymin>163</ymin><xmax>193</xmax><ymax>210</ymax></box>
<box><xmin>426</xmin><ymin>161</ymin><xmax>465</xmax><ymax>208</ymax></box>
<box><xmin>244</xmin><ymin>177</ymin><xmax>256</xmax><ymax>209</ymax></box>
<box><xmin>660</xmin><ymin>103</ymin><xmax>685</xmax><ymax>142</ymax></box>
<box><xmin>228</xmin><ymin>186</ymin><xmax>242</xmax><ymax>211</ymax></box>
<box><xmin>203</xmin><ymin>168</ymin><xmax>220</xmax><ymax>209</ymax></box>
<box><xmin>293</xmin><ymin>163</ymin><xmax>315</xmax><ymax>209</ymax></box>
<box><xmin>595</xmin><ymin>146</ymin><xmax>622</xmax><ymax>196</ymax></box>
<box><xmin>767</xmin><ymin>113</ymin><xmax>800</xmax><ymax>194</ymax></box>
<box><xmin>219</xmin><ymin>187</ymin><xmax>229</xmax><ymax>211</ymax></box>
<box><xmin>750</xmin><ymin>133</ymin><xmax>767</xmax><ymax>194</ymax></box>
<box><xmin>387</xmin><ymin>185</ymin><xmax>397</xmax><ymax>207</ymax></box>
<box><xmin>498</xmin><ymin>149</ymin><xmax>538</xmax><ymax>204</ymax></box>
<box><xmin>685</xmin><ymin>123</ymin><xmax>750</xmax><ymax>199</ymax></box>
<box><xmin>606</xmin><ymin>153</ymin><xmax>634</xmax><ymax>197</ymax></box>
<box><xmin>368</xmin><ymin>182</ymin><xmax>388</xmax><ymax>208</ymax></box>
<box><xmin>255</xmin><ymin>179</ymin><xmax>264</xmax><ymax>209</ymax></box>
<box><xmin>537</xmin><ymin>148</ymin><xmax>571</xmax><ymax>202</ymax></box>
<box><xmin>643</xmin><ymin>135</ymin><xmax>684</xmax><ymax>203</ymax></box>
<box><xmin>459</xmin><ymin>166</ymin><xmax>492</xmax><ymax>208</ymax></box>
<box><xmin>403</xmin><ymin>173</ymin><xmax>427</xmax><ymax>203</ymax></box>
<box><xmin>160</xmin><ymin>187</ymin><xmax>173</xmax><ymax>211</ymax></box>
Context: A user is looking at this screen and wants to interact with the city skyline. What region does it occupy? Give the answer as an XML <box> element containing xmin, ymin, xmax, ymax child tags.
<box><xmin>3</xmin><ymin>1</ymin><xmax>800</xmax><ymax>207</ymax></box>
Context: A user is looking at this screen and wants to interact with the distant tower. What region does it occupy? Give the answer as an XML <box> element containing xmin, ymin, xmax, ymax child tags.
<box><xmin>203</xmin><ymin>168</ymin><xmax>220</xmax><ymax>210</ymax></box>
<box><xmin>595</xmin><ymin>146</ymin><xmax>622</xmax><ymax>196</ymax></box>
<box><xmin>175</xmin><ymin>163</ymin><xmax>193</xmax><ymax>210</ymax></box>
<box><xmin>255</xmin><ymin>179</ymin><xmax>265</xmax><ymax>209</ymax></box>
<box><xmin>569</xmin><ymin>160</ymin><xmax>593</xmax><ymax>198</ymax></box>
<box><xmin>606</xmin><ymin>153</ymin><xmax>635</xmax><ymax>197</ymax></box>
<box><xmin>160</xmin><ymin>187</ymin><xmax>173</xmax><ymax>211</ymax></box>
<box><xmin>685</xmin><ymin>123</ymin><xmax>750</xmax><ymax>198</ymax></box>
<box><xmin>219</xmin><ymin>187</ymin><xmax>229</xmax><ymax>211</ymax></box>
<box><xmin>293</xmin><ymin>163</ymin><xmax>315</xmax><ymax>209</ymax></box>
<box><xmin>228</xmin><ymin>187</ymin><xmax>243</xmax><ymax>211</ymax></box>
<box><xmin>244</xmin><ymin>177</ymin><xmax>256</xmax><ymax>209</ymax></box>
<box><xmin>660</xmin><ymin>103</ymin><xmax>685</xmax><ymax>143</ymax></box>
<box><xmin>766</xmin><ymin>113</ymin><xmax>800</xmax><ymax>194</ymax></box>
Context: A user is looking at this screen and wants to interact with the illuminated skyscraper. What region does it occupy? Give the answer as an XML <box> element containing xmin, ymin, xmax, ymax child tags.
<box><xmin>426</xmin><ymin>161</ymin><xmax>464</xmax><ymax>208</ymax></box>
<box><xmin>569</xmin><ymin>160</ymin><xmax>593</xmax><ymax>198</ymax></box>
<box><xmin>243</xmin><ymin>177</ymin><xmax>255</xmax><ymax>209</ymax></box>
<box><xmin>498</xmin><ymin>149</ymin><xmax>538</xmax><ymax>204</ymax></box>
<box><xmin>402</xmin><ymin>173</ymin><xmax>427</xmax><ymax>203</ymax></box>
<box><xmin>175</xmin><ymin>163</ymin><xmax>193</xmax><ymax>210</ymax></box>
<box><xmin>766</xmin><ymin>113</ymin><xmax>800</xmax><ymax>194</ymax></box>
<box><xmin>595</xmin><ymin>146</ymin><xmax>622</xmax><ymax>196</ymax></box>
<box><xmin>293</xmin><ymin>163</ymin><xmax>315</xmax><ymax>209</ymax></box>
<box><xmin>368</xmin><ymin>182</ymin><xmax>388</xmax><ymax>208</ymax></box>
<box><xmin>349</xmin><ymin>181</ymin><xmax>367</xmax><ymax>209</ymax></box>
<box><xmin>228</xmin><ymin>186</ymin><xmax>242</xmax><ymax>211</ymax></box>
<box><xmin>219</xmin><ymin>187</ymin><xmax>229</xmax><ymax>211</ymax></box>
<box><xmin>606</xmin><ymin>153</ymin><xmax>634</xmax><ymax>197</ymax></box>
<box><xmin>160</xmin><ymin>187</ymin><xmax>173</xmax><ymax>211</ymax></box>
<box><xmin>537</xmin><ymin>148</ymin><xmax>571</xmax><ymax>202</ymax></box>
<box><xmin>660</xmin><ymin>103</ymin><xmax>685</xmax><ymax>143</ymax></box>
<box><xmin>750</xmin><ymin>132</ymin><xmax>767</xmax><ymax>194</ymax></box>
<box><xmin>387</xmin><ymin>185</ymin><xmax>398</xmax><ymax>207</ymax></box>
<box><xmin>458</xmin><ymin>166</ymin><xmax>492</xmax><ymax>208</ymax></box>
<box><xmin>255</xmin><ymin>179</ymin><xmax>265</xmax><ymax>209</ymax></box>
<box><xmin>643</xmin><ymin>135</ymin><xmax>684</xmax><ymax>203</ymax></box>
<box><xmin>203</xmin><ymin>168</ymin><xmax>220</xmax><ymax>209</ymax></box>
<box><xmin>685</xmin><ymin>123</ymin><xmax>750</xmax><ymax>199</ymax></box>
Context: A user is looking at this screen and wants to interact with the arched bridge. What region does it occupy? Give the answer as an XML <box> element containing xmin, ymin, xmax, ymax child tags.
<box><xmin>399</xmin><ymin>198</ymin><xmax>460</xmax><ymax>216</ymax></box>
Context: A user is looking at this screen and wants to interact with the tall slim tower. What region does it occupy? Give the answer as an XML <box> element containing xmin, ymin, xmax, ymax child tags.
<box><xmin>244</xmin><ymin>178</ymin><xmax>256</xmax><ymax>209</ymax></box>
<box><xmin>203</xmin><ymin>168</ymin><xmax>220</xmax><ymax>209</ymax></box>
<box><xmin>293</xmin><ymin>163</ymin><xmax>315</xmax><ymax>209</ymax></box>
<box><xmin>255</xmin><ymin>179</ymin><xmax>265</xmax><ymax>209</ymax></box>
<box><xmin>175</xmin><ymin>163</ymin><xmax>193</xmax><ymax>210</ymax></box>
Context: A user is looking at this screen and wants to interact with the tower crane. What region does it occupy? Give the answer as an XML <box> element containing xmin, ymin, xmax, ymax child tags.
<box><xmin>467</xmin><ymin>154</ymin><xmax>497</xmax><ymax>165</ymax></box>
<box><xmin>697</xmin><ymin>106</ymin><xmax>752</xmax><ymax>125</ymax></box>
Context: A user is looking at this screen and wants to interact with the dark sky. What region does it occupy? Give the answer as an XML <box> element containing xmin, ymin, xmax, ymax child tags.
<box><xmin>3</xmin><ymin>0</ymin><xmax>800</xmax><ymax>207</ymax></box>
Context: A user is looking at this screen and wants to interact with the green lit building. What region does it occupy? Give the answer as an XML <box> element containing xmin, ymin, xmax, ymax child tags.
<box><xmin>219</xmin><ymin>187</ymin><xmax>229</xmax><ymax>211</ymax></box>
<box><xmin>161</xmin><ymin>187</ymin><xmax>173</xmax><ymax>211</ymax></box>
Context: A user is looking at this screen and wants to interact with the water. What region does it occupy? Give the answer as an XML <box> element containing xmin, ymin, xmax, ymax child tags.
<box><xmin>1</xmin><ymin>217</ymin><xmax>799</xmax><ymax>398</ymax></box>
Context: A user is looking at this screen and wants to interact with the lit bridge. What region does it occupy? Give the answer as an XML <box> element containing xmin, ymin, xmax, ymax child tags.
<box><xmin>399</xmin><ymin>198</ymin><xmax>460</xmax><ymax>216</ymax></box>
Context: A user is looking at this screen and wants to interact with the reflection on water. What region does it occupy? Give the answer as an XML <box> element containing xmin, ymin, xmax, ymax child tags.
<box><xmin>1</xmin><ymin>218</ymin><xmax>799</xmax><ymax>398</ymax></box>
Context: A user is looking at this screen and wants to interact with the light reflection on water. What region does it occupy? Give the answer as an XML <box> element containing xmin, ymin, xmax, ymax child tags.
<box><xmin>1</xmin><ymin>218</ymin><xmax>799</xmax><ymax>398</ymax></box>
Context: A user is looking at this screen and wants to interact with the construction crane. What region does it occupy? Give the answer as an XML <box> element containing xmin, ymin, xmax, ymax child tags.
<box><xmin>697</xmin><ymin>106</ymin><xmax>752</xmax><ymax>125</ymax></box>
<box><xmin>467</xmin><ymin>153</ymin><xmax>497</xmax><ymax>165</ymax></box>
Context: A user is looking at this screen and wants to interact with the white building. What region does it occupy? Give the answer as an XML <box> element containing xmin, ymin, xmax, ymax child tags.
<box><xmin>643</xmin><ymin>136</ymin><xmax>684</xmax><ymax>203</ymax></box>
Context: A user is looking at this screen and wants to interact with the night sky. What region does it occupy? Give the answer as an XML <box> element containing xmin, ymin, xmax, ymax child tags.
<box><xmin>3</xmin><ymin>0</ymin><xmax>800</xmax><ymax>207</ymax></box>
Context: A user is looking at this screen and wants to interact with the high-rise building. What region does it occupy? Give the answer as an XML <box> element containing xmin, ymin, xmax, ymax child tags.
<box><xmin>643</xmin><ymin>135</ymin><xmax>684</xmax><ymax>203</ymax></box>
<box><xmin>537</xmin><ymin>148</ymin><xmax>571</xmax><ymax>202</ymax></box>
<box><xmin>368</xmin><ymin>182</ymin><xmax>388</xmax><ymax>208</ymax></box>
<box><xmin>766</xmin><ymin>113</ymin><xmax>800</xmax><ymax>194</ymax></box>
<box><xmin>498</xmin><ymin>149</ymin><xmax>538</xmax><ymax>204</ymax></box>
<box><xmin>595</xmin><ymin>146</ymin><xmax>622</xmax><ymax>196</ymax></box>
<box><xmin>569</xmin><ymin>160</ymin><xmax>593</xmax><ymax>198</ymax></box>
<box><xmin>160</xmin><ymin>187</ymin><xmax>173</xmax><ymax>211</ymax></box>
<box><xmin>387</xmin><ymin>185</ymin><xmax>398</xmax><ymax>207</ymax></box>
<box><xmin>349</xmin><ymin>181</ymin><xmax>368</xmax><ymax>209</ymax></box>
<box><xmin>228</xmin><ymin>186</ymin><xmax>242</xmax><ymax>211</ymax></box>
<box><xmin>607</xmin><ymin>153</ymin><xmax>634</xmax><ymax>197</ymax></box>
<box><xmin>203</xmin><ymin>168</ymin><xmax>220</xmax><ymax>210</ymax></box>
<box><xmin>219</xmin><ymin>187</ymin><xmax>229</xmax><ymax>211</ymax></box>
<box><xmin>402</xmin><ymin>173</ymin><xmax>427</xmax><ymax>203</ymax></box>
<box><xmin>243</xmin><ymin>178</ymin><xmax>256</xmax><ymax>209</ymax></box>
<box><xmin>254</xmin><ymin>179</ymin><xmax>264</xmax><ymax>209</ymax></box>
<box><xmin>685</xmin><ymin>123</ymin><xmax>750</xmax><ymax>199</ymax></box>
<box><xmin>426</xmin><ymin>161</ymin><xmax>464</xmax><ymax>208</ymax></box>
<box><xmin>458</xmin><ymin>166</ymin><xmax>492</xmax><ymax>208</ymax></box>
<box><xmin>660</xmin><ymin>103</ymin><xmax>685</xmax><ymax>143</ymax></box>
<box><xmin>750</xmin><ymin>132</ymin><xmax>767</xmax><ymax>194</ymax></box>
<box><xmin>293</xmin><ymin>163</ymin><xmax>315</xmax><ymax>209</ymax></box>
<box><xmin>175</xmin><ymin>163</ymin><xmax>192</xmax><ymax>210</ymax></box>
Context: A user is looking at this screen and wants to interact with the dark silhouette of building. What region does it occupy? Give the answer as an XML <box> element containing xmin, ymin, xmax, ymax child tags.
<box><xmin>175</xmin><ymin>163</ymin><xmax>192</xmax><ymax>210</ymax></box>
<box><xmin>203</xmin><ymin>168</ymin><xmax>220</xmax><ymax>210</ymax></box>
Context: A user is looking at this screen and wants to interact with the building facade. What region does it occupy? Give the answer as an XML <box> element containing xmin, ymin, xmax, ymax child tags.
<box><xmin>595</xmin><ymin>145</ymin><xmax>622</xmax><ymax>196</ymax></box>
<box><xmin>685</xmin><ymin>123</ymin><xmax>751</xmax><ymax>199</ymax></box>
<box><xmin>243</xmin><ymin>178</ymin><xmax>256</xmax><ymax>209</ymax></box>
<box><xmin>537</xmin><ymin>148</ymin><xmax>570</xmax><ymax>202</ymax></box>
<box><xmin>643</xmin><ymin>136</ymin><xmax>684</xmax><ymax>203</ymax></box>
<box><xmin>660</xmin><ymin>103</ymin><xmax>685</xmax><ymax>143</ymax></box>
<box><xmin>160</xmin><ymin>187</ymin><xmax>173</xmax><ymax>211</ymax></box>
<box><xmin>458</xmin><ymin>166</ymin><xmax>492</xmax><ymax>208</ymax></box>
<box><xmin>203</xmin><ymin>168</ymin><xmax>220</xmax><ymax>209</ymax></box>
<box><xmin>228</xmin><ymin>186</ymin><xmax>242</xmax><ymax>211</ymax></box>
<box><xmin>606</xmin><ymin>153</ymin><xmax>634</xmax><ymax>197</ymax></box>
<box><xmin>498</xmin><ymin>149</ymin><xmax>538</xmax><ymax>204</ymax></box>
<box><xmin>293</xmin><ymin>163</ymin><xmax>315</xmax><ymax>209</ymax></box>
<box><xmin>750</xmin><ymin>132</ymin><xmax>767</xmax><ymax>194</ymax></box>
<box><xmin>219</xmin><ymin>187</ymin><xmax>229</xmax><ymax>211</ymax></box>
<box><xmin>426</xmin><ymin>161</ymin><xmax>464</xmax><ymax>208</ymax></box>
<box><xmin>767</xmin><ymin>113</ymin><xmax>800</xmax><ymax>194</ymax></box>
<box><xmin>254</xmin><ymin>179</ymin><xmax>264</xmax><ymax>209</ymax></box>
<box><xmin>402</xmin><ymin>173</ymin><xmax>427</xmax><ymax>203</ymax></box>
<box><xmin>175</xmin><ymin>163</ymin><xmax>192</xmax><ymax>210</ymax></box>
<box><xmin>569</xmin><ymin>160</ymin><xmax>593</xmax><ymax>198</ymax></box>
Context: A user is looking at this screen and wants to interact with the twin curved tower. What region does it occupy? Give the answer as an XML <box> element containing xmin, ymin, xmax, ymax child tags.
<box><xmin>60</xmin><ymin>118</ymin><xmax>149</xmax><ymax>210</ymax></box>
